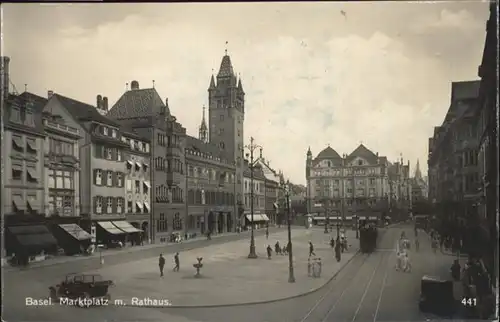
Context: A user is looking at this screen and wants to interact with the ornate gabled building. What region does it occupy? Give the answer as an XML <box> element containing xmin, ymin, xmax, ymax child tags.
<box><xmin>411</xmin><ymin>159</ymin><xmax>428</xmax><ymax>201</ymax></box>
<box><xmin>107</xmin><ymin>51</ymin><xmax>243</xmax><ymax>239</ymax></box>
<box><xmin>243</xmin><ymin>160</ymin><xmax>268</xmax><ymax>227</ymax></box>
<box><xmin>306</xmin><ymin>144</ymin><xmax>393</xmax><ymax>223</ymax></box>
<box><xmin>107</xmin><ymin>81</ymin><xmax>185</xmax><ymax>243</ymax></box>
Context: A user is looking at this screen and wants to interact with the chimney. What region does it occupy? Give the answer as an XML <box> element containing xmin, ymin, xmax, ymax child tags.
<box><xmin>96</xmin><ymin>95</ymin><xmax>102</xmax><ymax>110</ymax></box>
<box><xmin>47</xmin><ymin>90</ymin><xmax>54</xmax><ymax>99</ymax></box>
<box><xmin>102</xmin><ymin>97</ymin><xmax>108</xmax><ymax>112</ymax></box>
<box><xmin>1</xmin><ymin>56</ymin><xmax>10</xmax><ymax>100</ymax></box>
<box><xmin>130</xmin><ymin>80</ymin><xmax>139</xmax><ymax>90</ymax></box>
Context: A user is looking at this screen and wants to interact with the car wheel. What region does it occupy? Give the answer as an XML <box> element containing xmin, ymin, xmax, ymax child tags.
<box><xmin>79</xmin><ymin>292</ymin><xmax>91</xmax><ymax>308</ymax></box>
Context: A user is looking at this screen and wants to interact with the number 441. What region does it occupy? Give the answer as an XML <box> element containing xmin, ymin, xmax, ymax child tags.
<box><xmin>461</xmin><ymin>298</ymin><xmax>477</xmax><ymax>306</ymax></box>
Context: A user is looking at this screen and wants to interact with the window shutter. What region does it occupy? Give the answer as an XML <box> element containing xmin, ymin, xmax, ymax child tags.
<box><xmin>103</xmin><ymin>170</ymin><xmax>109</xmax><ymax>186</ymax></box>
<box><xmin>112</xmin><ymin>171</ymin><xmax>117</xmax><ymax>187</ymax></box>
<box><xmin>93</xmin><ymin>169</ymin><xmax>97</xmax><ymax>185</ymax></box>
<box><xmin>93</xmin><ymin>196</ymin><xmax>97</xmax><ymax>214</ymax></box>
<box><xmin>112</xmin><ymin>197</ymin><xmax>117</xmax><ymax>214</ymax></box>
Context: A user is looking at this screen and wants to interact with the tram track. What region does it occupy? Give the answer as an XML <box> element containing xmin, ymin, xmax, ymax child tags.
<box><xmin>299</xmin><ymin>228</ymin><xmax>398</xmax><ymax>322</ymax></box>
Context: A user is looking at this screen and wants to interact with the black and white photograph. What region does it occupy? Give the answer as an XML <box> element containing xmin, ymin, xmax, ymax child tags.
<box><xmin>0</xmin><ymin>2</ymin><xmax>498</xmax><ymax>322</ymax></box>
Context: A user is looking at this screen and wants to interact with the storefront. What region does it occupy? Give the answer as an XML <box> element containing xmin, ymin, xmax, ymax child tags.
<box><xmin>52</xmin><ymin>223</ymin><xmax>92</xmax><ymax>255</ymax></box>
<box><xmin>242</xmin><ymin>213</ymin><xmax>269</xmax><ymax>229</ymax></box>
<box><xmin>5</xmin><ymin>224</ymin><xmax>58</xmax><ymax>264</ymax></box>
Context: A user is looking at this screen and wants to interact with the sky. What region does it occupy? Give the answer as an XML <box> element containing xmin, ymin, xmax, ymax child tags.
<box><xmin>1</xmin><ymin>2</ymin><xmax>490</xmax><ymax>185</ymax></box>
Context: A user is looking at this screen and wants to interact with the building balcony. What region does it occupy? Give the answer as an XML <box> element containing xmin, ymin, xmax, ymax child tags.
<box><xmin>43</xmin><ymin>119</ymin><xmax>79</xmax><ymax>136</ymax></box>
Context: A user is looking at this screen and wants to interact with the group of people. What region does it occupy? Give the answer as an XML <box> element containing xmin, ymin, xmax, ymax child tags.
<box><xmin>158</xmin><ymin>252</ymin><xmax>180</xmax><ymax>277</ymax></box>
<box><xmin>395</xmin><ymin>231</ymin><xmax>412</xmax><ymax>272</ymax></box>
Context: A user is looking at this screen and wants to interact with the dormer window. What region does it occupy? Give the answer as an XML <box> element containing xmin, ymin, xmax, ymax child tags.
<box><xmin>103</xmin><ymin>127</ymin><xmax>108</xmax><ymax>136</ymax></box>
<box><xmin>112</xmin><ymin>129</ymin><xmax>117</xmax><ymax>138</ymax></box>
<box><xmin>358</xmin><ymin>160</ymin><xmax>363</xmax><ymax>166</ymax></box>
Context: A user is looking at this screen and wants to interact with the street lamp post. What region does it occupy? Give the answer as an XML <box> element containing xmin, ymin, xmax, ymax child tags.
<box><xmin>324</xmin><ymin>199</ymin><xmax>329</xmax><ymax>234</ymax></box>
<box><xmin>282</xmin><ymin>178</ymin><xmax>295</xmax><ymax>283</ymax></box>
<box><xmin>244</xmin><ymin>137</ymin><xmax>263</xmax><ymax>259</ymax></box>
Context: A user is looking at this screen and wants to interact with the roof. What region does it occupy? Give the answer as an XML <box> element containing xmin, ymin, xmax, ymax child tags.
<box><xmin>53</xmin><ymin>94</ymin><xmax>119</xmax><ymax>127</ymax></box>
<box><xmin>243</xmin><ymin>162</ymin><xmax>266</xmax><ymax>180</ymax></box>
<box><xmin>451</xmin><ymin>80</ymin><xmax>480</xmax><ymax>102</ymax></box>
<box><xmin>316</xmin><ymin>146</ymin><xmax>341</xmax><ymax>159</ymax></box>
<box><xmin>107</xmin><ymin>88</ymin><xmax>167</xmax><ymax>120</ymax></box>
<box><xmin>217</xmin><ymin>55</ymin><xmax>235</xmax><ymax>78</ymax></box>
<box><xmin>185</xmin><ymin>136</ymin><xmax>231</xmax><ymax>162</ymax></box>
<box><xmin>18</xmin><ymin>92</ymin><xmax>48</xmax><ymax>112</ymax></box>
<box><xmin>346</xmin><ymin>144</ymin><xmax>378</xmax><ymax>164</ymax></box>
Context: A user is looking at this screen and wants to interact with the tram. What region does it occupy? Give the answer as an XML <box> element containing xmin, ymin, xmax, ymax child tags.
<box><xmin>359</xmin><ymin>220</ymin><xmax>378</xmax><ymax>253</ymax></box>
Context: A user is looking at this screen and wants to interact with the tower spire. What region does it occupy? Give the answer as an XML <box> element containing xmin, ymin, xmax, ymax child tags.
<box><xmin>415</xmin><ymin>159</ymin><xmax>422</xmax><ymax>179</ymax></box>
<box><xmin>199</xmin><ymin>104</ymin><xmax>208</xmax><ymax>143</ymax></box>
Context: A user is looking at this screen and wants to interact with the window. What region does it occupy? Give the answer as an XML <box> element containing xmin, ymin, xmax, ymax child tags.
<box><xmin>117</xmin><ymin>173</ymin><xmax>123</xmax><ymax>187</ymax></box>
<box><xmin>135</xmin><ymin>180</ymin><xmax>141</xmax><ymax>194</ymax></box>
<box><xmin>25</xmin><ymin>112</ymin><xmax>35</xmax><ymax>126</ymax></box>
<box><xmin>358</xmin><ymin>160</ymin><xmax>363</xmax><ymax>166</ymax></box>
<box><xmin>157</xmin><ymin>213</ymin><xmax>168</xmax><ymax>232</ymax></box>
<box><xmin>26</xmin><ymin>138</ymin><xmax>37</xmax><ymax>154</ymax></box>
<box><xmin>96</xmin><ymin>197</ymin><xmax>103</xmax><ymax>214</ymax></box>
<box><xmin>126</xmin><ymin>179</ymin><xmax>132</xmax><ymax>191</ymax></box>
<box><xmin>10</xmin><ymin>107</ymin><xmax>21</xmax><ymax>122</ymax></box>
<box><xmin>107</xmin><ymin>197</ymin><xmax>113</xmax><ymax>214</ymax></box>
<box><xmin>95</xmin><ymin>170</ymin><xmax>102</xmax><ymax>185</ymax></box>
<box><xmin>49</xmin><ymin>138</ymin><xmax>74</xmax><ymax>156</ymax></box>
<box><xmin>220</xmin><ymin>142</ymin><xmax>225</xmax><ymax>149</ymax></box>
<box><xmin>117</xmin><ymin>150</ymin><xmax>122</xmax><ymax>161</ymax></box>
<box><xmin>145</xmin><ymin>144</ymin><xmax>150</xmax><ymax>153</ymax></box>
<box><xmin>117</xmin><ymin>198</ymin><xmax>123</xmax><ymax>213</ymax></box>
<box><xmin>112</xmin><ymin>129</ymin><xmax>117</xmax><ymax>138</ymax></box>
<box><xmin>107</xmin><ymin>171</ymin><xmax>113</xmax><ymax>187</ymax></box>
<box><xmin>106</xmin><ymin>148</ymin><xmax>113</xmax><ymax>160</ymax></box>
<box><xmin>26</xmin><ymin>167</ymin><xmax>38</xmax><ymax>183</ymax></box>
<box><xmin>12</xmin><ymin>135</ymin><xmax>23</xmax><ymax>152</ymax></box>
<box><xmin>48</xmin><ymin>172</ymin><xmax>55</xmax><ymax>188</ymax></box>
<box><xmin>219</xmin><ymin>128</ymin><xmax>224</xmax><ymax>135</ymax></box>
<box><xmin>63</xmin><ymin>171</ymin><xmax>72</xmax><ymax>189</ymax></box>
<box><xmin>369</xmin><ymin>178</ymin><xmax>376</xmax><ymax>185</ymax></box>
<box><xmin>173</xmin><ymin>213</ymin><xmax>182</xmax><ymax>230</ymax></box>
<box><xmin>127</xmin><ymin>200</ymin><xmax>133</xmax><ymax>213</ymax></box>
<box><xmin>63</xmin><ymin>196</ymin><xmax>73</xmax><ymax>215</ymax></box>
<box><xmin>103</xmin><ymin>127</ymin><xmax>108</xmax><ymax>136</ymax></box>
<box><xmin>237</xmin><ymin>130</ymin><xmax>241</xmax><ymax>137</ymax></box>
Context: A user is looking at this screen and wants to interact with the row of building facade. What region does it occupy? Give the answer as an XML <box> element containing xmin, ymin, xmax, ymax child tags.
<box><xmin>305</xmin><ymin>144</ymin><xmax>412</xmax><ymax>222</ymax></box>
<box><xmin>1</xmin><ymin>52</ymin><xmax>288</xmax><ymax>257</ymax></box>
<box><xmin>427</xmin><ymin>2</ymin><xmax>497</xmax><ymax>296</ymax></box>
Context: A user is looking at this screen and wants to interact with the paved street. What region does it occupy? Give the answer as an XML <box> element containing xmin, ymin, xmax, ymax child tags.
<box><xmin>3</xmin><ymin>226</ymin><xmax>360</xmax><ymax>321</ymax></box>
<box><xmin>2</xmin><ymin>224</ymin><xmax>465</xmax><ymax>322</ymax></box>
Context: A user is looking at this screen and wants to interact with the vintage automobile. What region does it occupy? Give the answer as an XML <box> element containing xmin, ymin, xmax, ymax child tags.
<box><xmin>419</xmin><ymin>275</ymin><xmax>457</xmax><ymax>316</ymax></box>
<box><xmin>49</xmin><ymin>273</ymin><xmax>114</xmax><ymax>308</ymax></box>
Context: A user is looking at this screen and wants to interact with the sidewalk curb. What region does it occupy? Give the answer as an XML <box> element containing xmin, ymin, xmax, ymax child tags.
<box><xmin>4</xmin><ymin>229</ymin><xmax>285</xmax><ymax>273</ymax></box>
<box><xmin>123</xmin><ymin>249</ymin><xmax>362</xmax><ymax>309</ymax></box>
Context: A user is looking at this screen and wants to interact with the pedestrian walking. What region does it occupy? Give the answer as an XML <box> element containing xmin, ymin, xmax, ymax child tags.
<box><xmin>309</xmin><ymin>241</ymin><xmax>316</xmax><ymax>257</ymax></box>
<box><xmin>330</xmin><ymin>237</ymin><xmax>335</xmax><ymax>249</ymax></box>
<box><xmin>415</xmin><ymin>238</ymin><xmax>420</xmax><ymax>252</ymax></box>
<box><xmin>173</xmin><ymin>252</ymin><xmax>180</xmax><ymax>272</ymax></box>
<box><xmin>266</xmin><ymin>228</ymin><xmax>269</xmax><ymax>239</ymax></box>
<box><xmin>159</xmin><ymin>254</ymin><xmax>165</xmax><ymax>277</ymax></box>
<box><xmin>266</xmin><ymin>245</ymin><xmax>272</xmax><ymax>259</ymax></box>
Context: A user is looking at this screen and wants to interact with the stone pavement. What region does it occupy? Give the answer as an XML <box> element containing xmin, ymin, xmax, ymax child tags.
<box><xmin>86</xmin><ymin>227</ymin><xmax>360</xmax><ymax>307</ymax></box>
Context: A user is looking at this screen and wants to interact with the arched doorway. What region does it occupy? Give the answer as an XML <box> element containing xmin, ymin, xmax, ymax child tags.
<box><xmin>226</xmin><ymin>212</ymin><xmax>232</xmax><ymax>232</ymax></box>
<box><xmin>208</xmin><ymin>212</ymin><xmax>215</xmax><ymax>233</ymax></box>
<box><xmin>141</xmin><ymin>222</ymin><xmax>149</xmax><ymax>242</ymax></box>
<box><xmin>217</xmin><ymin>212</ymin><xmax>224</xmax><ymax>234</ymax></box>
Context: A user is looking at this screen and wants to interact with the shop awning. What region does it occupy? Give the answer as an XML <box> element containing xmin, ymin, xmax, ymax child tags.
<box><xmin>369</xmin><ymin>216</ymin><xmax>378</xmax><ymax>220</ymax></box>
<box><xmin>8</xmin><ymin>225</ymin><xmax>57</xmax><ymax>248</ymax></box>
<box><xmin>17</xmin><ymin>234</ymin><xmax>57</xmax><ymax>247</ymax></box>
<box><xmin>136</xmin><ymin>201</ymin><xmax>143</xmax><ymax>210</ymax></box>
<box><xmin>112</xmin><ymin>221</ymin><xmax>142</xmax><ymax>233</ymax></box>
<box><xmin>261</xmin><ymin>214</ymin><xmax>270</xmax><ymax>221</ymax></box>
<box><xmin>143</xmin><ymin>202</ymin><xmax>150</xmax><ymax>212</ymax></box>
<box><xmin>358</xmin><ymin>216</ymin><xmax>367</xmax><ymax>220</ymax></box>
<box><xmin>59</xmin><ymin>224</ymin><xmax>91</xmax><ymax>241</ymax></box>
<box><xmin>313</xmin><ymin>216</ymin><xmax>326</xmax><ymax>221</ymax></box>
<box><xmin>97</xmin><ymin>221</ymin><xmax>125</xmax><ymax>235</ymax></box>
<box><xmin>126</xmin><ymin>160</ymin><xmax>134</xmax><ymax>167</ymax></box>
<box><xmin>245</xmin><ymin>214</ymin><xmax>265</xmax><ymax>222</ymax></box>
<box><xmin>143</xmin><ymin>181</ymin><xmax>151</xmax><ymax>189</ymax></box>
<box><xmin>273</xmin><ymin>202</ymin><xmax>279</xmax><ymax>209</ymax></box>
<box><xmin>135</xmin><ymin>161</ymin><xmax>142</xmax><ymax>168</ymax></box>
<box><xmin>12</xmin><ymin>195</ymin><xmax>24</xmax><ymax>210</ymax></box>
<box><xmin>345</xmin><ymin>216</ymin><xmax>353</xmax><ymax>220</ymax></box>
